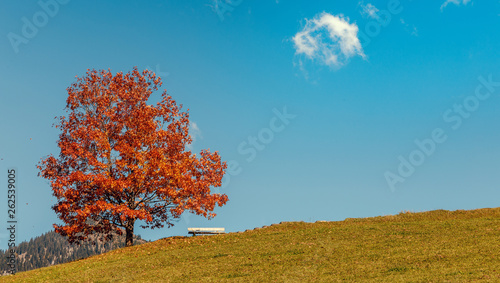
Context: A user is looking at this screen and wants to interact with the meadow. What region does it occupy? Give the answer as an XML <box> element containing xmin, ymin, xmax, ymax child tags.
<box><xmin>2</xmin><ymin>207</ymin><xmax>499</xmax><ymax>282</ymax></box>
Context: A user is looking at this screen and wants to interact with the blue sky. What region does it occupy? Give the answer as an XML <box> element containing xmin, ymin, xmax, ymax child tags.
<box><xmin>1</xmin><ymin>0</ymin><xmax>500</xmax><ymax>248</ymax></box>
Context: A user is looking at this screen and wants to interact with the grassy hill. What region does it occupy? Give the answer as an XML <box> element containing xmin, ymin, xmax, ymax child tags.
<box><xmin>0</xmin><ymin>230</ymin><xmax>147</xmax><ymax>275</ymax></box>
<box><xmin>2</xmin><ymin>207</ymin><xmax>499</xmax><ymax>282</ymax></box>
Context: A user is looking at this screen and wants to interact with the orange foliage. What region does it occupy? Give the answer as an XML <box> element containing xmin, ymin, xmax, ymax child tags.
<box><xmin>38</xmin><ymin>67</ymin><xmax>228</xmax><ymax>246</ymax></box>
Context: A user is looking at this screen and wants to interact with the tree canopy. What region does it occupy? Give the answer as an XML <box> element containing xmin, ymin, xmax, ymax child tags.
<box><xmin>38</xmin><ymin>67</ymin><xmax>228</xmax><ymax>246</ymax></box>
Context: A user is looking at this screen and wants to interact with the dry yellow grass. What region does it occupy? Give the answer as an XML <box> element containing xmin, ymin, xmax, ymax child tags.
<box><xmin>2</xmin><ymin>207</ymin><xmax>499</xmax><ymax>282</ymax></box>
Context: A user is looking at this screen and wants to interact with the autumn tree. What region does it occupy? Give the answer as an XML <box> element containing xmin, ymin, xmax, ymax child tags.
<box><xmin>38</xmin><ymin>67</ymin><xmax>228</xmax><ymax>247</ymax></box>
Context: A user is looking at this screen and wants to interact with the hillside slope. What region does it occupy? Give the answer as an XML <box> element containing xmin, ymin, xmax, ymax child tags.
<box><xmin>2</xmin><ymin>207</ymin><xmax>500</xmax><ymax>282</ymax></box>
<box><xmin>0</xmin><ymin>230</ymin><xmax>147</xmax><ymax>275</ymax></box>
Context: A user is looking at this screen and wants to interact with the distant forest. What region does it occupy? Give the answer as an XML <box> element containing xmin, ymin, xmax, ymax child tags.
<box><xmin>0</xmin><ymin>230</ymin><xmax>147</xmax><ymax>275</ymax></box>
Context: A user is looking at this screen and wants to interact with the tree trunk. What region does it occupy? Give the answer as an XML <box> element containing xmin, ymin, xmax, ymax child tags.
<box><xmin>125</xmin><ymin>219</ymin><xmax>135</xmax><ymax>247</ymax></box>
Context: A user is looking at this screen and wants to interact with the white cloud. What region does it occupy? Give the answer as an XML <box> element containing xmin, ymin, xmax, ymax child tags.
<box><xmin>400</xmin><ymin>18</ymin><xmax>418</xmax><ymax>37</ymax></box>
<box><xmin>360</xmin><ymin>3</ymin><xmax>380</xmax><ymax>19</ymax></box>
<box><xmin>187</xmin><ymin>121</ymin><xmax>202</xmax><ymax>150</ymax></box>
<box><xmin>441</xmin><ymin>0</ymin><xmax>472</xmax><ymax>10</ymax></box>
<box><xmin>292</xmin><ymin>12</ymin><xmax>365</xmax><ymax>69</ymax></box>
